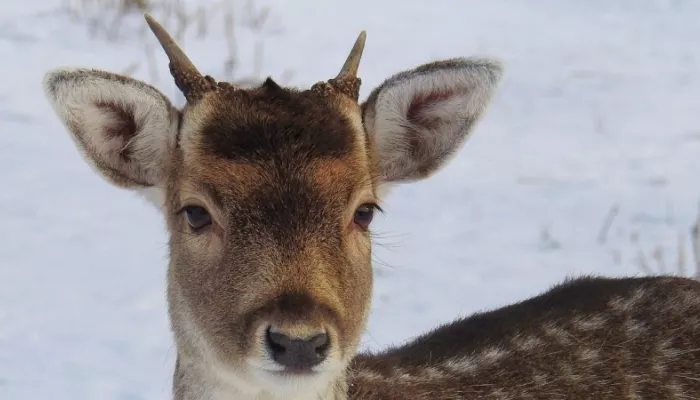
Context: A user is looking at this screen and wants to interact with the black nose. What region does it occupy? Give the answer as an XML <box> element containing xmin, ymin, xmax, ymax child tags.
<box><xmin>266</xmin><ymin>328</ymin><xmax>329</xmax><ymax>370</ymax></box>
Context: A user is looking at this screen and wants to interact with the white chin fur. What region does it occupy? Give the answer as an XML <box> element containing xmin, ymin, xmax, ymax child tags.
<box><xmin>209</xmin><ymin>361</ymin><xmax>338</xmax><ymax>400</ymax></box>
<box><xmin>249</xmin><ymin>368</ymin><xmax>338</xmax><ymax>398</ymax></box>
<box><xmin>246</xmin><ymin>354</ymin><xmax>344</xmax><ymax>398</ymax></box>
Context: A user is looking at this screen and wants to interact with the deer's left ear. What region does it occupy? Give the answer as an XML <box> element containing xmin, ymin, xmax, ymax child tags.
<box><xmin>361</xmin><ymin>58</ymin><xmax>503</xmax><ymax>186</ymax></box>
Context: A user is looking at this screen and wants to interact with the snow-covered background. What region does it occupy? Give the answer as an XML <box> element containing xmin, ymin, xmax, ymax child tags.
<box><xmin>2</xmin><ymin>0</ymin><xmax>700</xmax><ymax>398</ymax></box>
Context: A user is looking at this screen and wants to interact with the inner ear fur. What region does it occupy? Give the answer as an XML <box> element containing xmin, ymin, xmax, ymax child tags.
<box><xmin>43</xmin><ymin>68</ymin><xmax>180</xmax><ymax>189</ymax></box>
<box><xmin>361</xmin><ymin>58</ymin><xmax>503</xmax><ymax>185</ymax></box>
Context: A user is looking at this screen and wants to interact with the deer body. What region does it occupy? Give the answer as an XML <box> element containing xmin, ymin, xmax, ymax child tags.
<box><xmin>349</xmin><ymin>276</ymin><xmax>700</xmax><ymax>399</ymax></box>
<box><xmin>42</xmin><ymin>14</ymin><xmax>700</xmax><ymax>400</ymax></box>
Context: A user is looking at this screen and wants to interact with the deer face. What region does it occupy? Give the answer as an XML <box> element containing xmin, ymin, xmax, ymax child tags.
<box><xmin>164</xmin><ymin>82</ymin><xmax>377</xmax><ymax>393</ymax></box>
<box><xmin>43</xmin><ymin>14</ymin><xmax>502</xmax><ymax>398</ymax></box>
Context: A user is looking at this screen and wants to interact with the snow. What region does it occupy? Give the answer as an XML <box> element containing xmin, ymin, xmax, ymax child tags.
<box><xmin>2</xmin><ymin>0</ymin><xmax>700</xmax><ymax>398</ymax></box>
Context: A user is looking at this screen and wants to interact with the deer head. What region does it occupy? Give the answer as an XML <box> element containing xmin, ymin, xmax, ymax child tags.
<box><xmin>42</xmin><ymin>14</ymin><xmax>502</xmax><ymax>399</ymax></box>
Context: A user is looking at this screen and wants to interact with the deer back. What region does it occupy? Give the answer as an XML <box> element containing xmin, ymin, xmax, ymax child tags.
<box><xmin>350</xmin><ymin>276</ymin><xmax>700</xmax><ymax>399</ymax></box>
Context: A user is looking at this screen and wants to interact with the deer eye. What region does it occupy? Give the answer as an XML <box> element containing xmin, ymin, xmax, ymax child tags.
<box><xmin>184</xmin><ymin>205</ymin><xmax>212</xmax><ymax>231</ymax></box>
<box><xmin>353</xmin><ymin>203</ymin><xmax>378</xmax><ymax>230</ymax></box>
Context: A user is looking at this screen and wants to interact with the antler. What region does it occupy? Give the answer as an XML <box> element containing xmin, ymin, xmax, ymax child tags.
<box><xmin>327</xmin><ymin>31</ymin><xmax>367</xmax><ymax>101</ymax></box>
<box><xmin>144</xmin><ymin>14</ymin><xmax>216</xmax><ymax>102</ymax></box>
<box><xmin>336</xmin><ymin>31</ymin><xmax>366</xmax><ymax>80</ymax></box>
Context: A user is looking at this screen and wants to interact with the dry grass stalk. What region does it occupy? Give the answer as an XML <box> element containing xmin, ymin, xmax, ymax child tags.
<box><xmin>677</xmin><ymin>230</ymin><xmax>687</xmax><ymax>277</ymax></box>
<box><xmin>691</xmin><ymin>203</ymin><xmax>700</xmax><ymax>279</ymax></box>
<box><xmin>601</xmin><ymin>202</ymin><xmax>700</xmax><ymax>281</ymax></box>
<box><xmin>597</xmin><ymin>203</ymin><xmax>620</xmax><ymax>244</ymax></box>
<box><xmin>635</xmin><ymin>249</ymin><xmax>654</xmax><ymax>276</ymax></box>
<box><xmin>629</xmin><ymin>206</ymin><xmax>700</xmax><ymax>280</ymax></box>
<box><xmin>62</xmin><ymin>0</ymin><xmax>292</xmax><ymax>89</ymax></box>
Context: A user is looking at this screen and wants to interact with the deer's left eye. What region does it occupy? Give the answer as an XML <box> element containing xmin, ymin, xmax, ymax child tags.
<box><xmin>353</xmin><ymin>204</ymin><xmax>378</xmax><ymax>230</ymax></box>
<box><xmin>184</xmin><ymin>205</ymin><xmax>212</xmax><ymax>231</ymax></box>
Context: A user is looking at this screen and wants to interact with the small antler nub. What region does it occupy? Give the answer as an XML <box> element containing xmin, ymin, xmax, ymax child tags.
<box><xmin>336</xmin><ymin>31</ymin><xmax>367</xmax><ymax>80</ymax></box>
<box><xmin>144</xmin><ymin>13</ymin><xmax>216</xmax><ymax>101</ymax></box>
<box><xmin>326</xmin><ymin>31</ymin><xmax>367</xmax><ymax>101</ymax></box>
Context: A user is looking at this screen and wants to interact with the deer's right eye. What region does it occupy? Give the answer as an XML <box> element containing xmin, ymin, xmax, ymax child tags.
<box><xmin>183</xmin><ymin>205</ymin><xmax>212</xmax><ymax>231</ymax></box>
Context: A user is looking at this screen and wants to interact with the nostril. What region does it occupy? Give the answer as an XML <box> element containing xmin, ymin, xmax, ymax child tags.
<box><xmin>309</xmin><ymin>332</ymin><xmax>329</xmax><ymax>356</ymax></box>
<box><xmin>266</xmin><ymin>329</ymin><xmax>291</xmax><ymax>354</ymax></box>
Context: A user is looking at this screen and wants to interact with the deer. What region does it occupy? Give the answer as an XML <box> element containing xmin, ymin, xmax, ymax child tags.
<box><xmin>42</xmin><ymin>13</ymin><xmax>700</xmax><ymax>400</ymax></box>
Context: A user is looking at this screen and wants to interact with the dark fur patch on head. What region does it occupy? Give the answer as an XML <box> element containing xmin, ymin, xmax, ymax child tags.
<box><xmin>199</xmin><ymin>86</ymin><xmax>355</xmax><ymax>164</ymax></box>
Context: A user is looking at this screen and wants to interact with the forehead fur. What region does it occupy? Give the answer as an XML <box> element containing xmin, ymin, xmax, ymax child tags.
<box><xmin>171</xmin><ymin>80</ymin><xmax>375</xmax><ymax>244</ymax></box>
<box><xmin>182</xmin><ymin>79</ymin><xmax>365</xmax><ymax>165</ymax></box>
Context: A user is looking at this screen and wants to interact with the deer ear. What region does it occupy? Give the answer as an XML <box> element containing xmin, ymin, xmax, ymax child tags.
<box><xmin>43</xmin><ymin>68</ymin><xmax>179</xmax><ymax>194</ymax></box>
<box><xmin>362</xmin><ymin>58</ymin><xmax>502</xmax><ymax>188</ymax></box>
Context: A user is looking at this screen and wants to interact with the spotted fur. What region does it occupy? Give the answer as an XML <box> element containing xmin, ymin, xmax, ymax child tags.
<box><xmin>350</xmin><ymin>276</ymin><xmax>700</xmax><ymax>400</ymax></box>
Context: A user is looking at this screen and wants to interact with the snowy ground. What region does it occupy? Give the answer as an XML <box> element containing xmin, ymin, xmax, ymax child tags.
<box><xmin>2</xmin><ymin>0</ymin><xmax>700</xmax><ymax>398</ymax></box>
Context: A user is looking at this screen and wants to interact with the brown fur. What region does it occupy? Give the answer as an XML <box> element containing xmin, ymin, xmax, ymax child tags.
<box><xmin>163</xmin><ymin>83</ymin><xmax>375</xmax><ymax>371</ymax></box>
<box><xmin>43</xmin><ymin>21</ymin><xmax>700</xmax><ymax>400</ymax></box>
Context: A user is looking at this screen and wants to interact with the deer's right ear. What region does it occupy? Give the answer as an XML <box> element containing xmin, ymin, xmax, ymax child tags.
<box><xmin>43</xmin><ymin>68</ymin><xmax>179</xmax><ymax>191</ymax></box>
